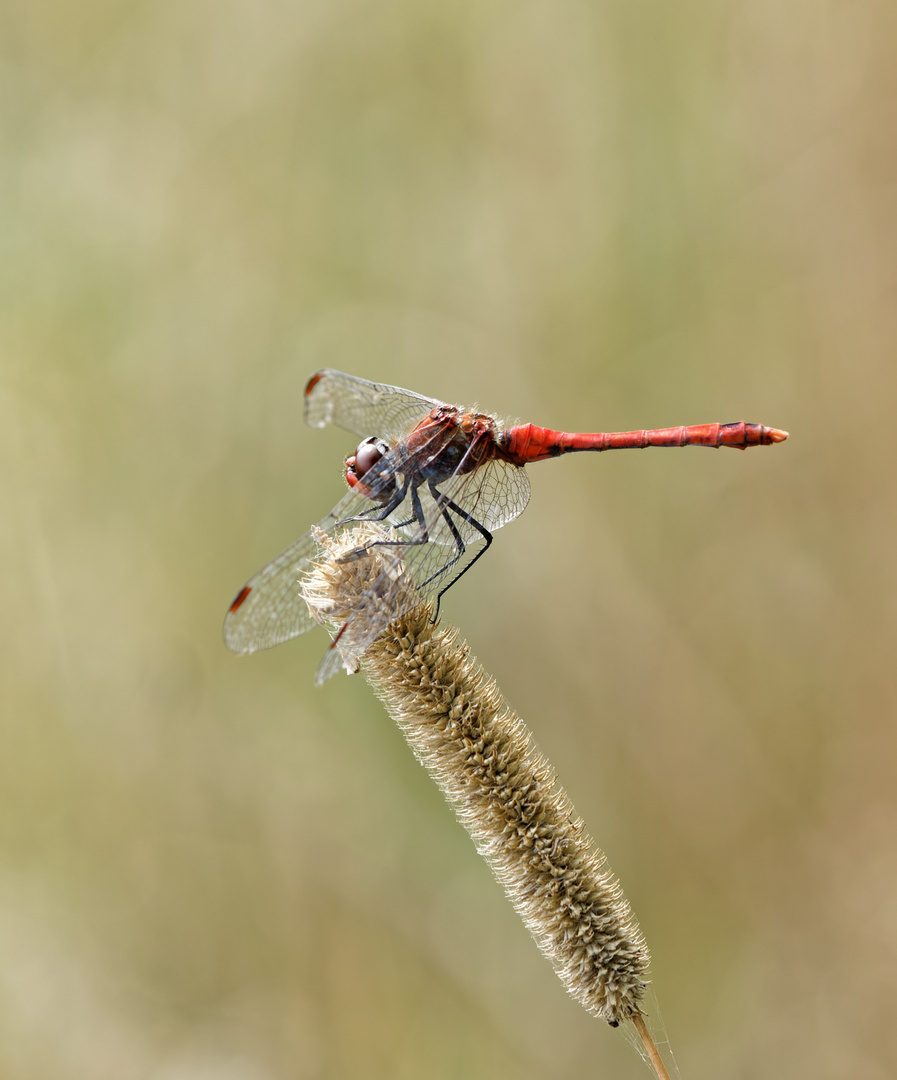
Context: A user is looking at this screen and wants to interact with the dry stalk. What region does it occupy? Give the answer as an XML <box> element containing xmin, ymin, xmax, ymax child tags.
<box><xmin>302</xmin><ymin>522</ymin><xmax>674</xmax><ymax>1078</ymax></box>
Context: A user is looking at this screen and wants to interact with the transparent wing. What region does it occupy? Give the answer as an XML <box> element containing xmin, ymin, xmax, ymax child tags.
<box><xmin>395</xmin><ymin>457</ymin><xmax>531</xmax><ymax>546</ymax></box>
<box><xmin>224</xmin><ymin>483</ymin><xmax>399</xmax><ymax>654</ymax></box>
<box><xmin>304</xmin><ymin>369</ymin><xmax>444</xmax><ymax>441</ymax></box>
<box><xmin>442</xmin><ymin>456</ymin><xmax>532</xmax><ymax>533</ymax></box>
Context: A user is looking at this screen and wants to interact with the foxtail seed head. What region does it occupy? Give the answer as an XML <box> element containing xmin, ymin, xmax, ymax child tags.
<box><xmin>301</xmin><ymin>523</ymin><xmax>652</xmax><ymax>1027</ymax></box>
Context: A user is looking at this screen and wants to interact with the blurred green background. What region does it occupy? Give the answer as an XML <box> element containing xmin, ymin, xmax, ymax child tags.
<box><xmin>3</xmin><ymin>2</ymin><xmax>895</xmax><ymax>1077</ymax></box>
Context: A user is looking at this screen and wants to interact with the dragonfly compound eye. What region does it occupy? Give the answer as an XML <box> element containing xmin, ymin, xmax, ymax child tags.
<box><xmin>352</xmin><ymin>436</ymin><xmax>390</xmax><ymax>479</ymax></box>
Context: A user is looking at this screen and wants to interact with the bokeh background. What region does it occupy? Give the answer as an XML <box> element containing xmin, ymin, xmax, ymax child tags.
<box><xmin>3</xmin><ymin>2</ymin><xmax>896</xmax><ymax>1077</ymax></box>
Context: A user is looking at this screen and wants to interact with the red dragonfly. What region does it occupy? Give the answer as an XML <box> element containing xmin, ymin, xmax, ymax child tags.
<box><xmin>225</xmin><ymin>369</ymin><xmax>787</xmax><ymax>683</ymax></box>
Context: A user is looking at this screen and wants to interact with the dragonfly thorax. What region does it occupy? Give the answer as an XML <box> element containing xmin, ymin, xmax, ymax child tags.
<box><xmin>405</xmin><ymin>407</ymin><xmax>501</xmax><ymax>483</ymax></box>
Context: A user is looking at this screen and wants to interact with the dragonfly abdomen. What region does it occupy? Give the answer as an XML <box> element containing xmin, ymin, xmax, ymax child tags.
<box><xmin>501</xmin><ymin>421</ymin><xmax>788</xmax><ymax>462</ymax></box>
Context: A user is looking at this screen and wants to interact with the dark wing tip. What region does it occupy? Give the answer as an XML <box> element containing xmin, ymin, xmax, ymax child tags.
<box><xmin>228</xmin><ymin>585</ymin><xmax>252</xmax><ymax>614</ymax></box>
<box><xmin>304</xmin><ymin>371</ymin><xmax>326</xmax><ymax>398</ymax></box>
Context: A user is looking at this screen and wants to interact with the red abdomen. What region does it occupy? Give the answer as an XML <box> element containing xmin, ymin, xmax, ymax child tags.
<box><xmin>501</xmin><ymin>421</ymin><xmax>788</xmax><ymax>463</ymax></box>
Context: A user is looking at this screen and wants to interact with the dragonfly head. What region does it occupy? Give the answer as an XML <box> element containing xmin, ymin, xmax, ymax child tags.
<box><xmin>345</xmin><ymin>436</ymin><xmax>391</xmax><ymax>491</ymax></box>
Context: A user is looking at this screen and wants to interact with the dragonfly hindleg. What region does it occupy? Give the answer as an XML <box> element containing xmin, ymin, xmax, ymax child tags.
<box><xmin>427</xmin><ymin>488</ymin><xmax>493</xmax><ymax>623</ymax></box>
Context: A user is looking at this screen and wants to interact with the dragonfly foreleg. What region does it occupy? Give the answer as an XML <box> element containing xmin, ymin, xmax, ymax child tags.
<box><xmin>338</xmin><ymin>475</ymin><xmax>409</xmax><ymax>528</ymax></box>
<box><xmin>335</xmin><ymin>476</ymin><xmax>413</xmax><ymax>560</ymax></box>
<box><xmin>350</xmin><ymin>481</ymin><xmax>433</xmax><ymax>557</ymax></box>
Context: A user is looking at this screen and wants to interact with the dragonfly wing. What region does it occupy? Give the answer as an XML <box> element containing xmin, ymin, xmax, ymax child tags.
<box><xmin>223</xmin><ymin>485</ymin><xmax>383</xmax><ymax>654</ymax></box>
<box><xmin>314</xmin><ymin>597</ymin><xmax>400</xmax><ymax>685</ymax></box>
<box><xmin>418</xmin><ymin>457</ymin><xmax>531</xmax><ymax>544</ymax></box>
<box><xmin>304</xmin><ymin>369</ymin><xmax>443</xmax><ymax>442</ymax></box>
<box><xmin>450</xmin><ymin>457</ymin><xmax>532</xmax><ymax>533</ymax></box>
<box><xmin>315</xmin><ymin>642</ymin><xmax>350</xmax><ymax>684</ymax></box>
<box><xmin>223</xmin><ymin>533</ymin><xmax>320</xmax><ymax>654</ymax></box>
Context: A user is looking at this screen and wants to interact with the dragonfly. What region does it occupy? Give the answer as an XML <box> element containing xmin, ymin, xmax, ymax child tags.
<box><xmin>224</xmin><ymin>369</ymin><xmax>788</xmax><ymax>683</ymax></box>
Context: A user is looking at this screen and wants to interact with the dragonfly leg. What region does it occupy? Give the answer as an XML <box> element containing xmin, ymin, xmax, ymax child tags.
<box><xmin>357</xmin><ymin>481</ymin><xmax>472</xmax><ymax>620</ymax></box>
<box><xmin>338</xmin><ymin>476</ymin><xmax>409</xmax><ymax>529</ymax></box>
<box><xmin>334</xmin><ymin>477</ymin><xmax>415</xmax><ymax>561</ymax></box>
<box><xmin>428</xmin><ymin>490</ymin><xmax>493</xmax><ymax>623</ymax></box>
<box><xmin>354</xmin><ymin>482</ymin><xmax>433</xmax><ymax>554</ymax></box>
<box><xmin>385</xmin><ymin>510</ymin><xmax>417</xmax><ymax>531</ymax></box>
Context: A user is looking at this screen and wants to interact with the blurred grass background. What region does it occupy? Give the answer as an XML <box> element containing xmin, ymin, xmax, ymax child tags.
<box><xmin>2</xmin><ymin>1</ymin><xmax>895</xmax><ymax>1077</ymax></box>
